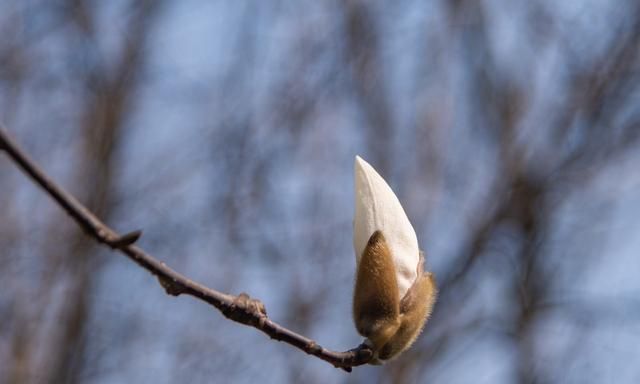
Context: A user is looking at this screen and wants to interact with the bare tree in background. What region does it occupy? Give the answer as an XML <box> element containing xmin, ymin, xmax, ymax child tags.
<box><xmin>2</xmin><ymin>1</ymin><xmax>640</xmax><ymax>383</ymax></box>
<box><xmin>2</xmin><ymin>2</ymin><xmax>162</xmax><ymax>383</ymax></box>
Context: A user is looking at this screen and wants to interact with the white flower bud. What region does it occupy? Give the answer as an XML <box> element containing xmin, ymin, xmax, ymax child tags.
<box><xmin>353</xmin><ymin>156</ymin><xmax>419</xmax><ymax>299</ymax></box>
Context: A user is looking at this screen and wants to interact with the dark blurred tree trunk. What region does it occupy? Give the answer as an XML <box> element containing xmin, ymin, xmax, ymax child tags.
<box><xmin>343</xmin><ymin>0</ymin><xmax>394</xmax><ymax>176</ymax></box>
<box><xmin>49</xmin><ymin>4</ymin><xmax>161</xmax><ymax>381</ymax></box>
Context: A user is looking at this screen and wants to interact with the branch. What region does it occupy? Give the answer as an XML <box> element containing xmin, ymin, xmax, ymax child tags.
<box><xmin>0</xmin><ymin>127</ymin><xmax>372</xmax><ymax>372</ymax></box>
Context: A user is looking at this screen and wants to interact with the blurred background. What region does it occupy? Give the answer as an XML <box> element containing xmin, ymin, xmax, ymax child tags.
<box><xmin>1</xmin><ymin>1</ymin><xmax>640</xmax><ymax>383</ymax></box>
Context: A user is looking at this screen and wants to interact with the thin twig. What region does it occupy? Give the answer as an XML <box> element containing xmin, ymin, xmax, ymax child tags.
<box><xmin>0</xmin><ymin>127</ymin><xmax>372</xmax><ymax>371</ymax></box>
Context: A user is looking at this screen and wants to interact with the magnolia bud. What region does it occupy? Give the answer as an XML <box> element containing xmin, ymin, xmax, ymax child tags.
<box><xmin>352</xmin><ymin>156</ymin><xmax>437</xmax><ymax>363</ymax></box>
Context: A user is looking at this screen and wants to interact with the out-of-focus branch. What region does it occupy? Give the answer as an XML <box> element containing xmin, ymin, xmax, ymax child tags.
<box><xmin>0</xmin><ymin>127</ymin><xmax>372</xmax><ymax>372</ymax></box>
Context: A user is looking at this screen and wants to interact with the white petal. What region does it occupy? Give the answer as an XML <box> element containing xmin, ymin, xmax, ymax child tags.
<box><xmin>353</xmin><ymin>156</ymin><xmax>419</xmax><ymax>298</ymax></box>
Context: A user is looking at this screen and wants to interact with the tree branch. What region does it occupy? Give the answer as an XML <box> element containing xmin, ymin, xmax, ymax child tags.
<box><xmin>0</xmin><ymin>127</ymin><xmax>372</xmax><ymax>372</ymax></box>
